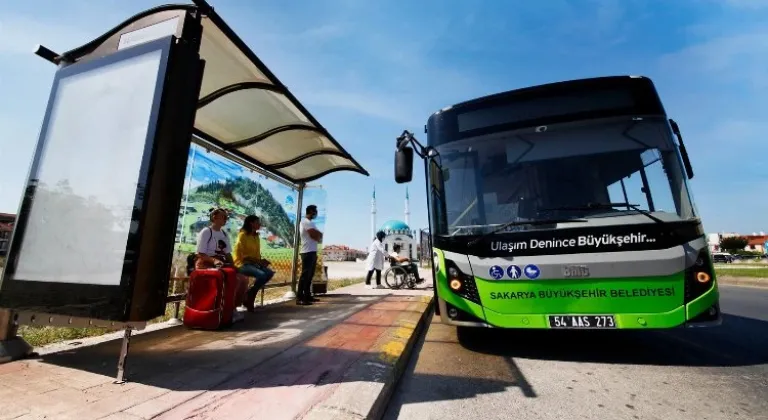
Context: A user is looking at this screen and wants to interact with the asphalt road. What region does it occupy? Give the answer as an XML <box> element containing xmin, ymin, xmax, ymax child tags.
<box><xmin>384</xmin><ymin>285</ymin><xmax>768</xmax><ymax>420</ymax></box>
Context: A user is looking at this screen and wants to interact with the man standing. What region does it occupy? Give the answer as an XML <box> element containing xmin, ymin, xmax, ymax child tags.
<box><xmin>297</xmin><ymin>204</ymin><xmax>322</xmax><ymax>305</ymax></box>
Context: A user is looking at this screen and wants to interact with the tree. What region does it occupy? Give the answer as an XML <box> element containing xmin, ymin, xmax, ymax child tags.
<box><xmin>719</xmin><ymin>236</ymin><xmax>748</xmax><ymax>253</ymax></box>
<box><xmin>12</xmin><ymin>181</ymin><xmax>122</xmax><ymax>281</ymax></box>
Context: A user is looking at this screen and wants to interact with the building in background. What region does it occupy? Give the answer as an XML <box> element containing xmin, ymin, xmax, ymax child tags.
<box><xmin>378</xmin><ymin>220</ymin><xmax>418</xmax><ymax>260</ymax></box>
<box><xmin>369</xmin><ymin>187</ymin><xmax>419</xmax><ymax>261</ymax></box>
<box><xmin>707</xmin><ymin>231</ymin><xmax>767</xmax><ymax>254</ymax></box>
<box><xmin>0</xmin><ymin>213</ymin><xmax>15</xmax><ymax>256</ymax></box>
<box><xmin>745</xmin><ymin>233</ymin><xmax>768</xmax><ymax>253</ymax></box>
<box><xmin>323</xmin><ymin>245</ymin><xmax>366</xmax><ymax>261</ymax></box>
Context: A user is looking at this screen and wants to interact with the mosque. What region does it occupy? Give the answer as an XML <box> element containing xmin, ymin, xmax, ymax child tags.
<box><xmin>369</xmin><ymin>186</ymin><xmax>419</xmax><ymax>260</ymax></box>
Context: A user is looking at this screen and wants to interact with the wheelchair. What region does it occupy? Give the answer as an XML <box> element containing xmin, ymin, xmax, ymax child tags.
<box><xmin>383</xmin><ymin>257</ymin><xmax>421</xmax><ymax>289</ymax></box>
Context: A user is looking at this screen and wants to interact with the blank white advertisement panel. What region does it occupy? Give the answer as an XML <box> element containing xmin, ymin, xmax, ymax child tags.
<box><xmin>13</xmin><ymin>48</ymin><xmax>164</xmax><ymax>286</ymax></box>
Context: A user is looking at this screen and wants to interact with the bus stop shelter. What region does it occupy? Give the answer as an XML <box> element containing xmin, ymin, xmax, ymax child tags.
<box><xmin>0</xmin><ymin>0</ymin><xmax>368</xmax><ymax>372</ymax></box>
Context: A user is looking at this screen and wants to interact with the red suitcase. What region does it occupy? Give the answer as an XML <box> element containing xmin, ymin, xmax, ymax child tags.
<box><xmin>184</xmin><ymin>267</ymin><xmax>242</xmax><ymax>329</ymax></box>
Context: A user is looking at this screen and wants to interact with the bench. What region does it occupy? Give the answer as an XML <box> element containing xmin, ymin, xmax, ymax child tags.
<box><xmin>165</xmin><ymin>264</ymin><xmax>328</xmax><ymax>320</ymax></box>
<box><xmin>166</xmin><ymin>276</ymin><xmax>290</xmax><ymax>320</ymax></box>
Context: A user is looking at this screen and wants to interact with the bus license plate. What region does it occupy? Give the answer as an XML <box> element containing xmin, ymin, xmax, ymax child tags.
<box><xmin>548</xmin><ymin>315</ymin><xmax>616</xmax><ymax>329</ymax></box>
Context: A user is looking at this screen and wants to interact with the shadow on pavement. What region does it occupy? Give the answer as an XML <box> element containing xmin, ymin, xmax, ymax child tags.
<box><xmin>382</xmin><ymin>314</ymin><xmax>537</xmax><ymax>420</ymax></box>
<box><xmin>26</xmin><ymin>294</ymin><xmax>428</xmax><ymax>396</ymax></box>
<box><xmin>383</xmin><ymin>310</ymin><xmax>768</xmax><ymax>419</ymax></box>
<box><xmin>456</xmin><ymin>313</ymin><xmax>768</xmax><ymax>367</ymax></box>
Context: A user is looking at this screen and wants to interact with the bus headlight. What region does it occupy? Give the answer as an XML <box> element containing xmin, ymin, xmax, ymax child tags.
<box><xmin>684</xmin><ymin>248</ymin><xmax>715</xmax><ymax>303</ymax></box>
<box><xmin>696</xmin><ymin>271</ymin><xmax>711</xmax><ymax>283</ymax></box>
<box><xmin>443</xmin><ymin>259</ymin><xmax>481</xmax><ymax>304</ymax></box>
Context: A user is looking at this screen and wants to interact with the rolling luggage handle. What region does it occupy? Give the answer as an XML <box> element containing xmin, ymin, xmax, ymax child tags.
<box><xmin>218</xmin><ymin>273</ymin><xmax>224</xmax><ymax>325</ymax></box>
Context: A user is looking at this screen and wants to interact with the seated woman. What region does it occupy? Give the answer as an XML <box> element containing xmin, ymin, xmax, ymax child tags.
<box><xmin>388</xmin><ymin>244</ymin><xmax>422</xmax><ymax>282</ymax></box>
<box><xmin>233</xmin><ymin>215</ymin><xmax>275</xmax><ymax>312</ymax></box>
<box><xmin>195</xmin><ymin>208</ymin><xmax>234</xmax><ymax>269</ymax></box>
<box><xmin>195</xmin><ymin>207</ymin><xmax>245</xmax><ymax>322</ymax></box>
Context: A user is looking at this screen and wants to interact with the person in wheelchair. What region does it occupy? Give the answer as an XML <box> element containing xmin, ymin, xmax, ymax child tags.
<box><xmin>388</xmin><ymin>244</ymin><xmax>423</xmax><ymax>283</ymax></box>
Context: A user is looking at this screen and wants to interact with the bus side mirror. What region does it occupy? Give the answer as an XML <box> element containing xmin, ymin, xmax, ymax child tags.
<box><xmin>395</xmin><ymin>146</ymin><xmax>414</xmax><ymax>183</ymax></box>
<box><xmin>669</xmin><ymin>119</ymin><xmax>694</xmax><ymax>179</ymax></box>
<box><xmin>678</xmin><ymin>145</ymin><xmax>695</xmax><ymax>180</ymax></box>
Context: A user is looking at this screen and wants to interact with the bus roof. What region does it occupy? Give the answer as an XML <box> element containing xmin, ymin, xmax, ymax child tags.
<box><xmin>427</xmin><ymin>76</ymin><xmax>669</xmax><ymax>139</ymax></box>
<box><xmin>431</xmin><ymin>75</ymin><xmax>665</xmax><ymax>118</ymax></box>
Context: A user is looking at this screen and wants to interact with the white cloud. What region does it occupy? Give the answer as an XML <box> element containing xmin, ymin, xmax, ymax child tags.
<box><xmin>685</xmin><ymin>118</ymin><xmax>768</xmax><ymax>171</ymax></box>
<box><xmin>0</xmin><ymin>14</ymin><xmax>92</xmax><ymax>56</ymax></box>
<box><xmin>302</xmin><ymin>90</ymin><xmax>415</xmax><ymax>126</ymax></box>
<box><xmin>658</xmin><ymin>31</ymin><xmax>768</xmax><ymax>89</ymax></box>
<box><xmin>706</xmin><ymin>119</ymin><xmax>768</xmax><ymax>144</ymax></box>
<box><xmin>723</xmin><ymin>0</ymin><xmax>768</xmax><ymax>9</ymax></box>
<box><xmin>221</xmin><ymin>5</ymin><xmax>482</xmax><ymax>126</ymax></box>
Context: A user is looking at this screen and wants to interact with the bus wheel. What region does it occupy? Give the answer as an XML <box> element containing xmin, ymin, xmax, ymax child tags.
<box><xmin>456</xmin><ymin>325</ymin><xmax>484</xmax><ymax>343</ymax></box>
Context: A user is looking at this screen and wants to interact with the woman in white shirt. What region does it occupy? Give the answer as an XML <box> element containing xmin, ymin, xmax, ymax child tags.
<box><xmin>193</xmin><ymin>207</ymin><xmax>244</xmax><ymax>322</ymax></box>
<box><xmin>195</xmin><ymin>208</ymin><xmax>233</xmax><ymax>269</ymax></box>
<box><xmin>364</xmin><ymin>231</ymin><xmax>387</xmax><ymax>289</ymax></box>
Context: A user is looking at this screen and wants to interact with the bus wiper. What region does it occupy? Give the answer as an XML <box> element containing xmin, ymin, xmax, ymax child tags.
<box><xmin>467</xmin><ymin>218</ymin><xmax>587</xmax><ymax>247</ymax></box>
<box><xmin>542</xmin><ymin>202</ymin><xmax>665</xmax><ymax>224</ymax></box>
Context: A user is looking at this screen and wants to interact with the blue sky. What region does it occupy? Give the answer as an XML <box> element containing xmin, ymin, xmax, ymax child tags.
<box><xmin>1</xmin><ymin>0</ymin><xmax>767</xmax><ymax>249</ymax></box>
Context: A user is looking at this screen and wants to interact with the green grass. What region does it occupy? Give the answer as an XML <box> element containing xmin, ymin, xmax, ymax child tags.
<box><xmin>16</xmin><ymin>277</ymin><xmax>365</xmax><ymax>348</ymax></box>
<box><xmin>715</xmin><ymin>268</ymin><xmax>768</xmax><ymax>279</ymax></box>
<box><xmin>17</xmin><ymin>301</ymin><xmax>186</xmax><ymax>348</ymax></box>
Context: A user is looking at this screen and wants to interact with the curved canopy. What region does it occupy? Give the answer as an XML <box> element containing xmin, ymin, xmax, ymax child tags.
<box><xmin>55</xmin><ymin>1</ymin><xmax>369</xmax><ymax>185</ymax></box>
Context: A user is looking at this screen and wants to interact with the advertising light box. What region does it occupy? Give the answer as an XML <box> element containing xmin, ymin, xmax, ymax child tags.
<box><xmin>0</xmin><ymin>35</ymin><xmax>203</xmax><ymax>321</ymax></box>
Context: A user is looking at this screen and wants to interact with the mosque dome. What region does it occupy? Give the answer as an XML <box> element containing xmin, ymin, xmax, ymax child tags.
<box><xmin>380</xmin><ymin>219</ymin><xmax>412</xmax><ymax>236</ymax></box>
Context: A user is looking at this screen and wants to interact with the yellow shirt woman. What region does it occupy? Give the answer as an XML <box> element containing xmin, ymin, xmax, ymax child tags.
<box><xmin>233</xmin><ymin>230</ymin><xmax>262</xmax><ymax>269</ymax></box>
<box><xmin>234</xmin><ymin>215</ymin><xmax>275</xmax><ymax>312</ymax></box>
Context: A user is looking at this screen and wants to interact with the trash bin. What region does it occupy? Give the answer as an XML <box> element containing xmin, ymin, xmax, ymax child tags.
<box><xmin>312</xmin><ymin>265</ymin><xmax>329</xmax><ymax>294</ymax></box>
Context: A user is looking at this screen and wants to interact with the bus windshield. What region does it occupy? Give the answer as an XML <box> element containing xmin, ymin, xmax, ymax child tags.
<box><xmin>434</xmin><ymin>116</ymin><xmax>697</xmax><ymax>237</ymax></box>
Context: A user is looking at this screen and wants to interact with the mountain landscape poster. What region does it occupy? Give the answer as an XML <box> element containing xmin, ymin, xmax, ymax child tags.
<box><xmin>172</xmin><ymin>144</ymin><xmax>327</xmax><ymax>283</ymax></box>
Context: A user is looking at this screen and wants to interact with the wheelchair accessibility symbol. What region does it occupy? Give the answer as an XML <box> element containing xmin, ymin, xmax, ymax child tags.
<box><xmin>489</xmin><ymin>265</ymin><xmax>504</xmax><ymax>280</ymax></box>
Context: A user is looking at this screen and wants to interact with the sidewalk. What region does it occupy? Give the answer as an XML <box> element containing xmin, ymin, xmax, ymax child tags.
<box><xmin>0</xmin><ymin>282</ymin><xmax>434</xmax><ymax>420</ymax></box>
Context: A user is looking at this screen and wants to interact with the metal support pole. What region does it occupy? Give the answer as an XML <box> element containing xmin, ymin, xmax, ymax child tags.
<box><xmin>0</xmin><ymin>309</ymin><xmax>17</xmax><ymax>341</ymax></box>
<box><xmin>167</xmin><ymin>301</ymin><xmax>182</xmax><ymax>326</ymax></box>
<box><xmin>284</xmin><ymin>183</ymin><xmax>305</xmax><ymax>299</ymax></box>
<box><xmin>167</xmin><ymin>274</ymin><xmax>183</xmax><ymax>326</ymax></box>
<box><xmin>0</xmin><ymin>309</ymin><xmax>32</xmax><ymax>364</ymax></box>
<box><xmin>114</xmin><ymin>327</ymin><xmax>133</xmax><ymax>384</ymax></box>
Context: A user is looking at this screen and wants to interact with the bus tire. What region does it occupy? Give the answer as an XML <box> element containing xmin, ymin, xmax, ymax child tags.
<box><xmin>456</xmin><ymin>325</ymin><xmax>483</xmax><ymax>342</ymax></box>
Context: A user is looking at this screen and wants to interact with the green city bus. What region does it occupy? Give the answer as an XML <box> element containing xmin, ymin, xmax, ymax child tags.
<box><xmin>394</xmin><ymin>75</ymin><xmax>721</xmax><ymax>330</ymax></box>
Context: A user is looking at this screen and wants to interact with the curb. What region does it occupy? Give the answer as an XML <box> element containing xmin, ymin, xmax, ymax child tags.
<box><xmin>368</xmin><ymin>296</ymin><xmax>434</xmax><ymax>420</ymax></box>
<box><xmin>302</xmin><ymin>295</ymin><xmax>434</xmax><ymax>420</ymax></box>
<box><xmin>717</xmin><ymin>276</ymin><xmax>768</xmax><ymax>289</ymax></box>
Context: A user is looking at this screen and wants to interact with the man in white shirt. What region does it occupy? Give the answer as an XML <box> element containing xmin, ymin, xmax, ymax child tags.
<box><xmin>297</xmin><ymin>204</ymin><xmax>322</xmax><ymax>305</ymax></box>
<box><xmin>389</xmin><ymin>244</ymin><xmax>422</xmax><ymax>283</ymax></box>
